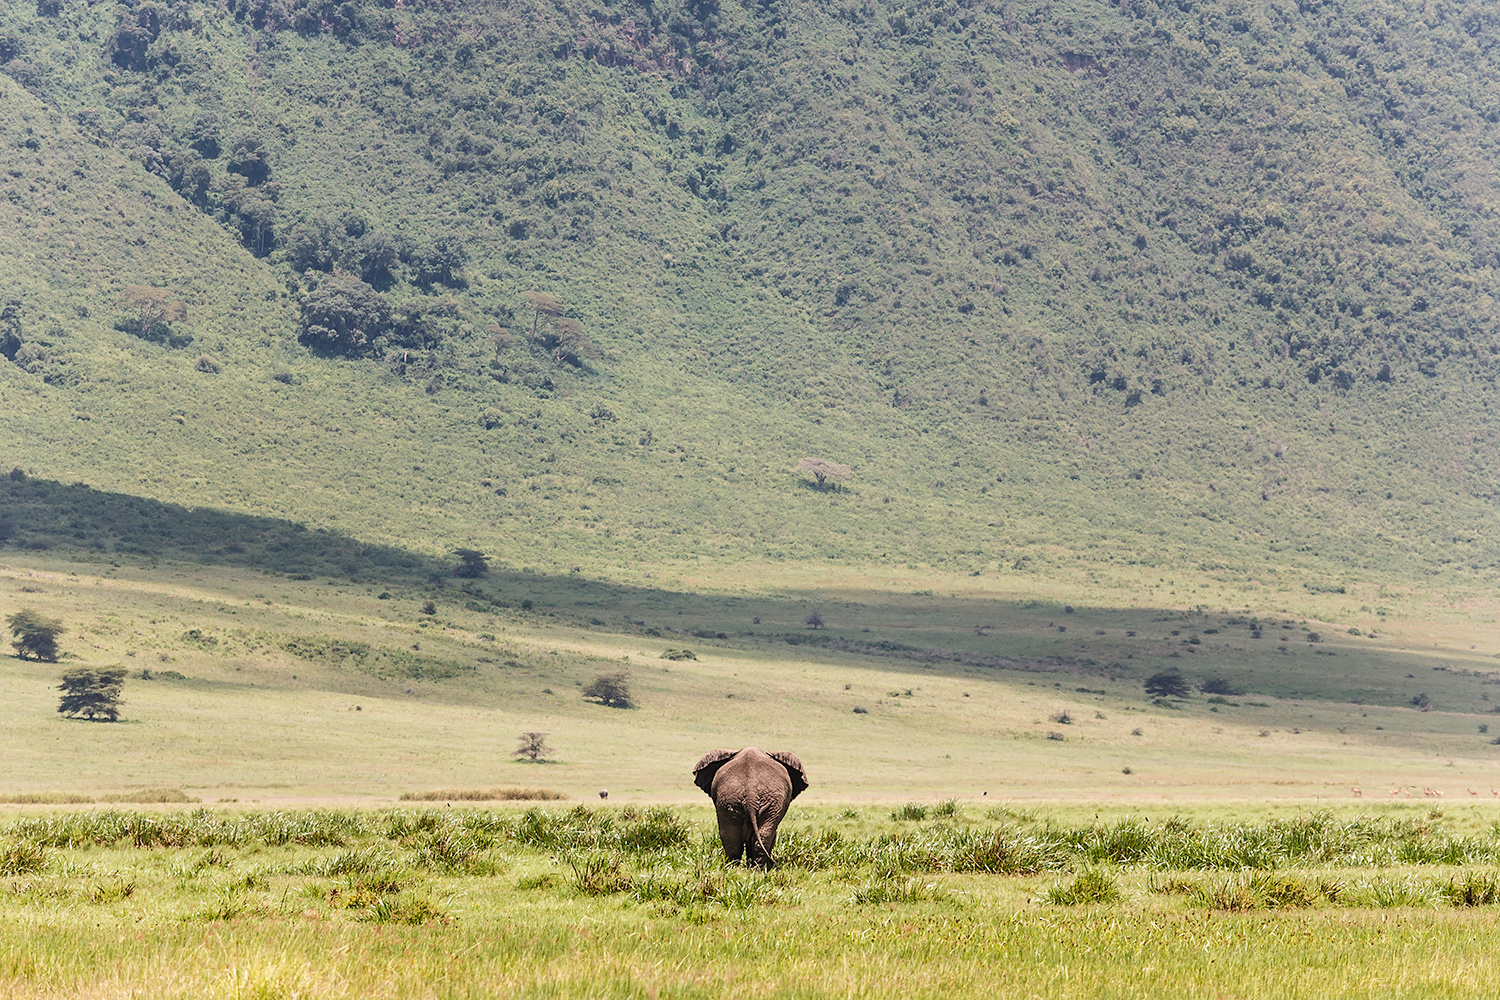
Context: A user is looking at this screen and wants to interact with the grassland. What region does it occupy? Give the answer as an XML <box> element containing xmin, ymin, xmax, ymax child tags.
<box><xmin>2</xmin><ymin>538</ymin><xmax>1497</xmax><ymax>803</ymax></box>
<box><xmin>6</xmin><ymin>803</ymin><xmax>1500</xmax><ymax>998</ymax></box>
<box><xmin>2</xmin><ymin>509</ymin><xmax>1498</xmax><ymax>997</ymax></box>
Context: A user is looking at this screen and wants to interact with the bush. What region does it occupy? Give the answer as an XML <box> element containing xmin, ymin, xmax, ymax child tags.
<box><xmin>194</xmin><ymin>354</ymin><xmax>220</xmax><ymax>373</ymax></box>
<box><xmin>660</xmin><ymin>648</ymin><xmax>696</xmax><ymax>661</ymax></box>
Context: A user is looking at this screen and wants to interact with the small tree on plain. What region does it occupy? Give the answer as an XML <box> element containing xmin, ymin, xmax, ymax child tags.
<box><xmin>797</xmin><ymin>457</ymin><xmax>852</xmax><ymax>490</ymax></box>
<box><xmin>7</xmin><ymin>609</ymin><xmax>63</xmax><ymax>662</ymax></box>
<box><xmin>805</xmin><ymin>610</ymin><xmax>825</xmax><ymax>629</ymax></box>
<box><xmin>1143</xmin><ymin>670</ymin><xmax>1191</xmax><ymax>699</ymax></box>
<box><xmin>584</xmin><ymin>671</ymin><xmax>634</xmax><ymax>708</ymax></box>
<box><xmin>453</xmin><ymin>548</ymin><xmax>489</xmax><ymax>578</ymax></box>
<box><xmin>58</xmin><ymin>667</ymin><xmax>125</xmax><ymax>721</ymax></box>
<box><xmin>513</xmin><ymin>731</ymin><xmax>552</xmax><ymax>761</ymax></box>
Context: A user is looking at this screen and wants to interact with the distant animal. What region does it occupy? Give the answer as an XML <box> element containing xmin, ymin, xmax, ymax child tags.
<box><xmin>1390</xmin><ymin>788</ymin><xmax>1401</xmax><ymax>796</ymax></box>
<box><xmin>1470</xmin><ymin>788</ymin><xmax>1480</xmax><ymax>797</ymax></box>
<box><xmin>692</xmin><ymin>747</ymin><xmax>808</xmax><ymax>868</ymax></box>
<box><xmin>1351</xmin><ymin>787</ymin><xmax>1362</xmax><ymax>796</ymax></box>
<box><xmin>598</xmin><ymin>789</ymin><xmax>608</xmax><ymax>800</ymax></box>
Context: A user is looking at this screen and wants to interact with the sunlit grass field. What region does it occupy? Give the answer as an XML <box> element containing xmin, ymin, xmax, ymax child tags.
<box><xmin>5</xmin><ymin>803</ymin><xmax>1500</xmax><ymax>998</ymax></box>
<box><xmin>2</xmin><ymin>551</ymin><xmax>1498</xmax><ymax>803</ymax></box>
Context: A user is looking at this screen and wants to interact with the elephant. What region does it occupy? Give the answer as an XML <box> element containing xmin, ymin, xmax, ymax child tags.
<box><xmin>692</xmin><ymin>747</ymin><xmax>808</xmax><ymax>868</ymax></box>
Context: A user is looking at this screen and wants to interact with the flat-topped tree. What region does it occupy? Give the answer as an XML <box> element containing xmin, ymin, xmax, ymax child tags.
<box><xmin>117</xmin><ymin>286</ymin><xmax>187</xmax><ymax>341</ymax></box>
<box><xmin>58</xmin><ymin>667</ymin><xmax>125</xmax><ymax>721</ymax></box>
<box><xmin>8</xmin><ymin>609</ymin><xmax>63</xmax><ymax>662</ymax></box>
<box><xmin>521</xmin><ymin>291</ymin><xmax>564</xmax><ymax>340</ymax></box>
<box><xmin>797</xmin><ymin>457</ymin><xmax>852</xmax><ymax>490</ymax></box>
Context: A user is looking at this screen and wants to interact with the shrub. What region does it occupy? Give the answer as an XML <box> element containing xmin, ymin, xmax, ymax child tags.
<box><xmin>660</xmin><ymin>648</ymin><xmax>697</xmax><ymax>661</ymax></box>
<box><xmin>194</xmin><ymin>354</ymin><xmax>221</xmax><ymax>373</ymax></box>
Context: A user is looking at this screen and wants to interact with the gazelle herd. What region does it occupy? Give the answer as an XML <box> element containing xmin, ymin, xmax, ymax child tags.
<box><xmin>1372</xmin><ymin>786</ymin><xmax>1500</xmax><ymax>797</ymax></box>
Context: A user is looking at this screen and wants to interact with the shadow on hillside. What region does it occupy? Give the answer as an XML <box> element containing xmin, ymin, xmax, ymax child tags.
<box><xmin>0</xmin><ymin>472</ymin><xmax>765</xmax><ymax>621</ymax></box>
<box><xmin>2</xmin><ymin>475</ymin><xmax>1487</xmax><ymax>716</ymax></box>
<box><xmin>0</xmin><ymin>474</ymin><xmax>440</xmax><ymax>581</ymax></box>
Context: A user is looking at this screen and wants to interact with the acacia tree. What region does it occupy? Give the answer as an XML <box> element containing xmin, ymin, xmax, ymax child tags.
<box><xmin>1144</xmin><ymin>670</ymin><xmax>1191</xmax><ymax>699</ymax></box>
<box><xmin>117</xmin><ymin>286</ymin><xmax>187</xmax><ymax>340</ymax></box>
<box><xmin>583</xmin><ymin>671</ymin><xmax>634</xmax><ymax>708</ymax></box>
<box><xmin>58</xmin><ymin>667</ymin><xmax>125</xmax><ymax>721</ymax></box>
<box><xmin>512</xmin><ymin>731</ymin><xmax>552</xmax><ymax>761</ymax></box>
<box><xmin>7</xmin><ymin>609</ymin><xmax>63</xmax><ymax>661</ymax></box>
<box><xmin>521</xmin><ymin>290</ymin><xmax>564</xmax><ymax>340</ymax></box>
<box><xmin>797</xmin><ymin>457</ymin><xmax>853</xmax><ymax>490</ymax></box>
<box><xmin>453</xmin><ymin>547</ymin><xmax>489</xmax><ymax>578</ymax></box>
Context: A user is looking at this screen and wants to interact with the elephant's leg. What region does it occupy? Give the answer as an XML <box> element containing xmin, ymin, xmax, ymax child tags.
<box><xmin>715</xmin><ymin>803</ymin><xmax>748</xmax><ymax>863</ymax></box>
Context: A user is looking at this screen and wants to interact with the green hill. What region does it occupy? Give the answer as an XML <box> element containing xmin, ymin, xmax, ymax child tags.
<box><xmin>0</xmin><ymin>0</ymin><xmax>1498</xmax><ymax>587</ymax></box>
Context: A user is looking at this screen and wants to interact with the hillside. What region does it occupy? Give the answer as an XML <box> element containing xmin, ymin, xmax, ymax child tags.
<box><xmin>0</xmin><ymin>0</ymin><xmax>1497</xmax><ymax>585</ymax></box>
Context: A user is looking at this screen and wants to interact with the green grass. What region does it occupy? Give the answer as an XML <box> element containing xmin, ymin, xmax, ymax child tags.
<box><xmin>5</xmin><ymin>804</ymin><xmax>1500</xmax><ymax>997</ymax></box>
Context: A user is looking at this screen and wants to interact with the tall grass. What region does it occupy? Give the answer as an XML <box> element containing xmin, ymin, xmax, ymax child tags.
<box><xmin>5</xmin><ymin>807</ymin><xmax>1500</xmax><ymax>881</ymax></box>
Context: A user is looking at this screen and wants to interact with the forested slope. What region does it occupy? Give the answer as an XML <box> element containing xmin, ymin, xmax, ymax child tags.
<box><xmin>0</xmin><ymin>0</ymin><xmax>1497</xmax><ymax>585</ymax></box>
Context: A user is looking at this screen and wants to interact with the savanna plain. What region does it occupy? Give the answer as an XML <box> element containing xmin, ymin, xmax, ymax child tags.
<box><xmin>5</xmin><ymin>0</ymin><xmax>1500</xmax><ymax>993</ymax></box>
<box><xmin>3</xmin><ymin>543</ymin><xmax>1500</xmax><ymax>999</ymax></box>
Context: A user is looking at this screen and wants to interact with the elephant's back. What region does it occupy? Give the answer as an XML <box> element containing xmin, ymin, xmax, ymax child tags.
<box><xmin>711</xmin><ymin>746</ymin><xmax>793</xmax><ymax>800</ymax></box>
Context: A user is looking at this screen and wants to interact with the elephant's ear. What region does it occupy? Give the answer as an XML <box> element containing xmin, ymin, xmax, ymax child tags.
<box><xmin>692</xmin><ymin>749</ymin><xmax>738</xmax><ymax>796</ymax></box>
<box><xmin>768</xmin><ymin>751</ymin><xmax>809</xmax><ymax>800</ymax></box>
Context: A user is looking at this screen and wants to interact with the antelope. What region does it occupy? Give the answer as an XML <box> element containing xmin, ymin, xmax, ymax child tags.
<box><xmin>1351</xmin><ymin>787</ymin><xmax>1362</xmax><ymax>796</ymax></box>
<box><xmin>1470</xmin><ymin>788</ymin><xmax>1480</xmax><ymax>797</ymax></box>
